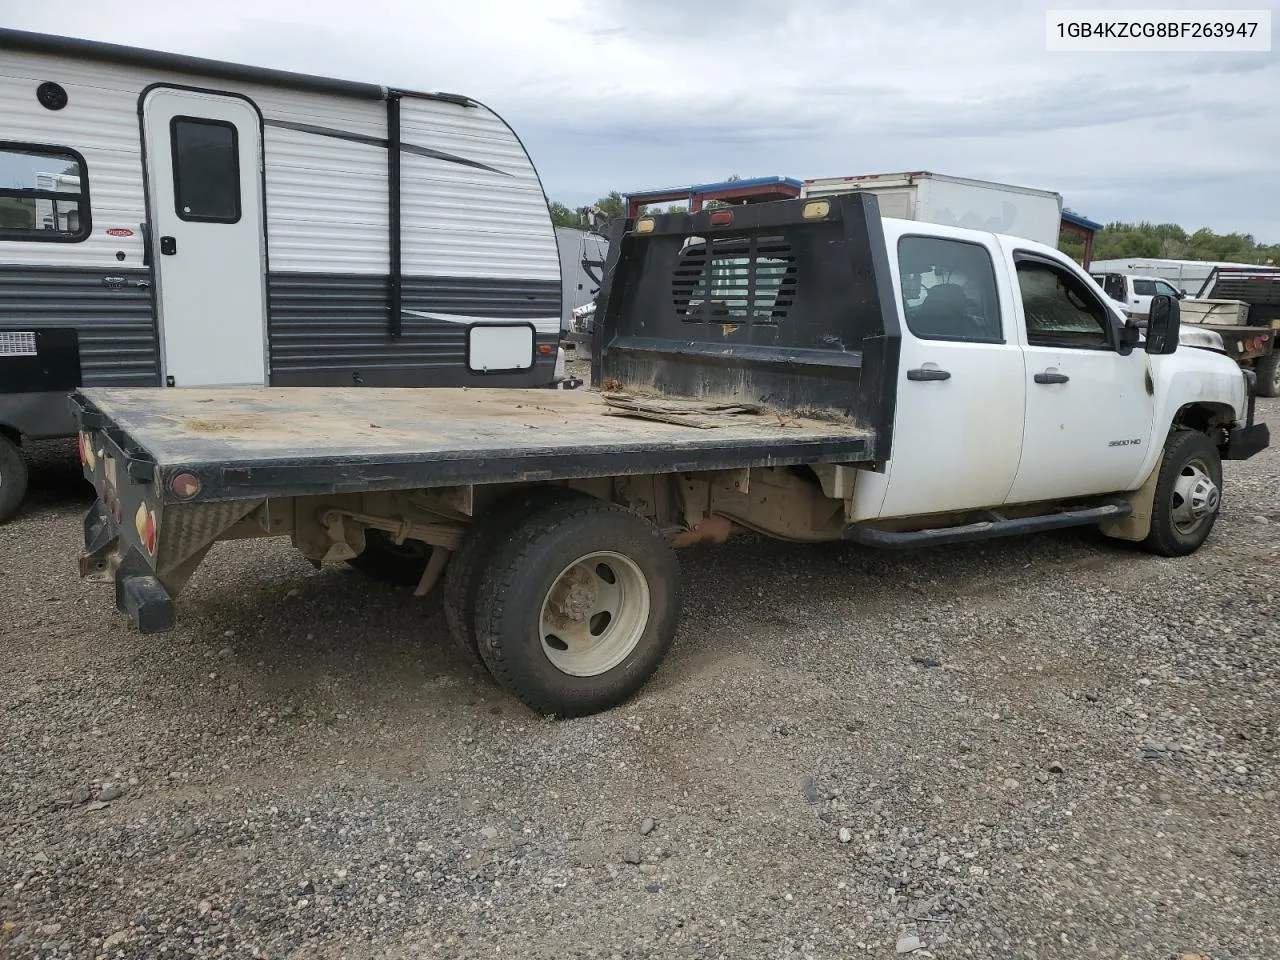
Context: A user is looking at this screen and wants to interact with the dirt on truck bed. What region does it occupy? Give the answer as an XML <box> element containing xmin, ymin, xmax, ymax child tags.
<box><xmin>79</xmin><ymin>386</ymin><xmax>871</xmax><ymax>463</ymax></box>
<box><xmin>2</xmin><ymin>399</ymin><xmax>1279</xmax><ymax>960</ymax></box>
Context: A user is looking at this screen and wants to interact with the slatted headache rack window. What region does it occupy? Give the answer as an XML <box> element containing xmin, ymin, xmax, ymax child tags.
<box><xmin>672</xmin><ymin>234</ymin><xmax>798</xmax><ymax>327</ymax></box>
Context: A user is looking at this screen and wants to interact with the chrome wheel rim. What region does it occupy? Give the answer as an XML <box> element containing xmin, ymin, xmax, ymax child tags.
<box><xmin>538</xmin><ymin>551</ymin><xmax>650</xmax><ymax>677</ymax></box>
<box><xmin>1170</xmin><ymin>456</ymin><xmax>1219</xmax><ymax>534</ymax></box>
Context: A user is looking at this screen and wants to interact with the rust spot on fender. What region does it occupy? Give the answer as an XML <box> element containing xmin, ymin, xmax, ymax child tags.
<box><xmin>1144</xmin><ymin>369</ymin><xmax>1154</xmax><ymax>396</ymax></box>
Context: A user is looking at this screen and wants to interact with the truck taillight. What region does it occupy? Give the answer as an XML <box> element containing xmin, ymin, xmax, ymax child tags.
<box><xmin>169</xmin><ymin>472</ymin><xmax>201</xmax><ymax>499</ymax></box>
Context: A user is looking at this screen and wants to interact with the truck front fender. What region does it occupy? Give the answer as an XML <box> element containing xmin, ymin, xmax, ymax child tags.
<box><xmin>1133</xmin><ymin>352</ymin><xmax>1246</xmax><ymax>484</ymax></box>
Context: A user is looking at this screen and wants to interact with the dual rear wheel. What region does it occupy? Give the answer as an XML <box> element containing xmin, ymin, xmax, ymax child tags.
<box><xmin>450</xmin><ymin>492</ymin><xmax>680</xmax><ymax>717</ymax></box>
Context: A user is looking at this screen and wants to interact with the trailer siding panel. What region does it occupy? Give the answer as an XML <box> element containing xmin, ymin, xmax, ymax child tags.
<box><xmin>266</xmin><ymin>273</ymin><xmax>560</xmax><ymax>386</ymax></box>
<box><xmin>0</xmin><ymin>266</ymin><xmax>158</xmax><ymax>386</ymax></box>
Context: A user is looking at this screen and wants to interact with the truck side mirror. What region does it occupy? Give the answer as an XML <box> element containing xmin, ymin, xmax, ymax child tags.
<box><xmin>1118</xmin><ymin>319</ymin><xmax>1141</xmax><ymax>355</ymax></box>
<box><xmin>1145</xmin><ymin>294</ymin><xmax>1180</xmax><ymax>355</ymax></box>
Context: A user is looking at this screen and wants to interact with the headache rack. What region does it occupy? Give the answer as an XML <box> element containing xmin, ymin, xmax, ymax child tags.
<box><xmin>1196</xmin><ymin>267</ymin><xmax>1280</xmax><ymax>325</ymax></box>
<box><xmin>591</xmin><ymin>194</ymin><xmax>902</xmax><ymax>448</ymax></box>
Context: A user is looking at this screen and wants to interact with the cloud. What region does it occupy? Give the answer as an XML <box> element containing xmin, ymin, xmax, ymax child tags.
<box><xmin>5</xmin><ymin>0</ymin><xmax>1278</xmax><ymax>239</ymax></box>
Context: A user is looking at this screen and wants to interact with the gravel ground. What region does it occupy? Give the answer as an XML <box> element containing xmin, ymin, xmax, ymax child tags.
<box><xmin>2</xmin><ymin>399</ymin><xmax>1278</xmax><ymax>960</ymax></box>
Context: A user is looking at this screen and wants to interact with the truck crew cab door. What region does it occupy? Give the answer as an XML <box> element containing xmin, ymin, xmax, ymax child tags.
<box><xmin>865</xmin><ymin>226</ymin><xmax>1027</xmax><ymax>519</ymax></box>
<box><xmin>1003</xmin><ymin>247</ymin><xmax>1156</xmax><ymax>503</ymax></box>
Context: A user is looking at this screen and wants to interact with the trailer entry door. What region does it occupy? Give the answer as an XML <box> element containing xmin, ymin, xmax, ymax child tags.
<box><xmin>142</xmin><ymin>87</ymin><xmax>267</xmax><ymax>387</ymax></box>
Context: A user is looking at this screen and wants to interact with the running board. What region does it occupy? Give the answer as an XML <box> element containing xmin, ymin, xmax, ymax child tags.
<box><xmin>844</xmin><ymin>500</ymin><xmax>1131</xmax><ymax>549</ymax></box>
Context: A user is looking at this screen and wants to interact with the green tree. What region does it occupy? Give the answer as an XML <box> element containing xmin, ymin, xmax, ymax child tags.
<box><xmin>1059</xmin><ymin>218</ymin><xmax>1279</xmax><ymax>266</ymax></box>
<box><xmin>593</xmin><ymin>191</ymin><xmax>626</xmax><ymax>220</ymax></box>
<box><xmin>548</xmin><ymin>201</ymin><xmax>582</xmax><ymax>229</ymax></box>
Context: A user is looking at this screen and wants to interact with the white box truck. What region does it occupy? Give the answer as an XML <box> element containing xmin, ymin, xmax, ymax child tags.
<box><xmin>801</xmin><ymin>171</ymin><xmax>1063</xmax><ymax>248</ymax></box>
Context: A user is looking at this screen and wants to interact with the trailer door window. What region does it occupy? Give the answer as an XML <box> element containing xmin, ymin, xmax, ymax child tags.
<box><xmin>896</xmin><ymin>235</ymin><xmax>1003</xmax><ymax>343</ymax></box>
<box><xmin>171</xmin><ymin>117</ymin><xmax>241</xmax><ymax>223</ymax></box>
<box><xmin>0</xmin><ymin>143</ymin><xmax>90</xmax><ymax>242</ymax></box>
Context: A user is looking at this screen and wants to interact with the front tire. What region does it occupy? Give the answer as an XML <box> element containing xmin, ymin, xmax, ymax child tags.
<box><xmin>0</xmin><ymin>433</ymin><xmax>28</xmax><ymax>524</ymax></box>
<box><xmin>473</xmin><ymin>497</ymin><xmax>680</xmax><ymax>717</ymax></box>
<box><xmin>1142</xmin><ymin>429</ymin><xmax>1223</xmax><ymax>557</ymax></box>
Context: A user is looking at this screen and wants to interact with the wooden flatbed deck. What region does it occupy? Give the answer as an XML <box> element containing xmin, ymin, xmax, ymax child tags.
<box><xmin>75</xmin><ymin>387</ymin><xmax>875</xmax><ymax>503</ymax></box>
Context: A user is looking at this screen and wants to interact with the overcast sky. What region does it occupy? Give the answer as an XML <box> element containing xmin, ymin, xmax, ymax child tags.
<box><xmin>6</xmin><ymin>0</ymin><xmax>1277</xmax><ymax>240</ymax></box>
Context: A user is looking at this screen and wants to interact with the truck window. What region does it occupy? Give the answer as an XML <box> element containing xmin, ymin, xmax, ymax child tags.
<box><xmin>1132</xmin><ymin>279</ymin><xmax>1157</xmax><ymax>296</ymax></box>
<box><xmin>896</xmin><ymin>236</ymin><xmax>1002</xmax><ymax>343</ymax></box>
<box><xmin>1016</xmin><ymin>259</ymin><xmax>1111</xmax><ymax>349</ymax></box>
<box><xmin>0</xmin><ymin>143</ymin><xmax>90</xmax><ymax>242</ymax></box>
<box><xmin>170</xmin><ymin>117</ymin><xmax>241</xmax><ymax>224</ymax></box>
<box><xmin>1097</xmin><ymin>273</ymin><xmax>1126</xmax><ymax>301</ymax></box>
<box><xmin>1154</xmin><ymin>280</ymin><xmax>1180</xmax><ymax>297</ymax></box>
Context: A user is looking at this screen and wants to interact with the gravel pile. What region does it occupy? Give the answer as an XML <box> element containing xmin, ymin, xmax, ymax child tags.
<box><xmin>1</xmin><ymin>400</ymin><xmax>1277</xmax><ymax>959</ymax></box>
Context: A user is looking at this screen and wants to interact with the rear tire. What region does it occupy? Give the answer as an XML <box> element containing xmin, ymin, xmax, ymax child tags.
<box><xmin>346</xmin><ymin>530</ymin><xmax>434</xmax><ymax>587</ymax></box>
<box><xmin>1142</xmin><ymin>429</ymin><xmax>1222</xmax><ymax>557</ymax></box>
<box><xmin>1255</xmin><ymin>352</ymin><xmax>1280</xmax><ymax>398</ymax></box>
<box><xmin>0</xmin><ymin>433</ymin><xmax>28</xmax><ymax>524</ymax></box>
<box><xmin>473</xmin><ymin>497</ymin><xmax>680</xmax><ymax>717</ymax></box>
<box><xmin>442</xmin><ymin>486</ymin><xmax>581</xmax><ymax>671</ymax></box>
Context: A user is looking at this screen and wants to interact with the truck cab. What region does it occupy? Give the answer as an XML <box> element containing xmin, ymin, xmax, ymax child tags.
<box><xmin>1091</xmin><ymin>272</ymin><xmax>1185</xmax><ymax>319</ymax></box>
<box><xmin>847</xmin><ymin>220</ymin><xmax>1256</xmax><ymax>540</ymax></box>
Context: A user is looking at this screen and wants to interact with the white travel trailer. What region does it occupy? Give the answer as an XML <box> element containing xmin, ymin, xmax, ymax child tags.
<box><xmin>0</xmin><ymin>29</ymin><xmax>563</xmax><ymax>521</ymax></box>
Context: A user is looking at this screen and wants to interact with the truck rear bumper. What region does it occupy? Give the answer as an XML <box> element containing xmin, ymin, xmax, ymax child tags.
<box><xmin>1224</xmin><ymin>422</ymin><xmax>1269</xmax><ymax>460</ymax></box>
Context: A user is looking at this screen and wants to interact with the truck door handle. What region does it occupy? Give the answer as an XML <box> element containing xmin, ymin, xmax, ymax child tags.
<box><xmin>907</xmin><ymin>367</ymin><xmax>951</xmax><ymax>381</ymax></box>
<box><xmin>1034</xmin><ymin>371</ymin><xmax>1070</xmax><ymax>384</ymax></box>
<box><xmin>160</xmin><ymin>236</ymin><xmax>177</xmax><ymax>256</ymax></box>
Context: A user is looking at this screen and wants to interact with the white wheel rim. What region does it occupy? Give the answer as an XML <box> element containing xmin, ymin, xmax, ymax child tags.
<box><xmin>538</xmin><ymin>551</ymin><xmax>651</xmax><ymax>677</ymax></box>
<box><xmin>1170</xmin><ymin>456</ymin><xmax>1219</xmax><ymax>534</ymax></box>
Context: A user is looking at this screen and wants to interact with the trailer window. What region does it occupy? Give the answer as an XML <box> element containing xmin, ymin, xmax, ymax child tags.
<box><xmin>0</xmin><ymin>143</ymin><xmax>90</xmax><ymax>242</ymax></box>
<box><xmin>171</xmin><ymin>117</ymin><xmax>240</xmax><ymax>224</ymax></box>
<box><xmin>896</xmin><ymin>236</ymin><xmax>1003</xmax><ymax>343</ymax></box>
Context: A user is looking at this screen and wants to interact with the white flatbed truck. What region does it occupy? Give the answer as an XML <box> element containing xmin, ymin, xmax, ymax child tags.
<box><xmin>72</xmin><ymin>195</ymin><xmax>1268</xmax><ymax>716</ymax></box>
